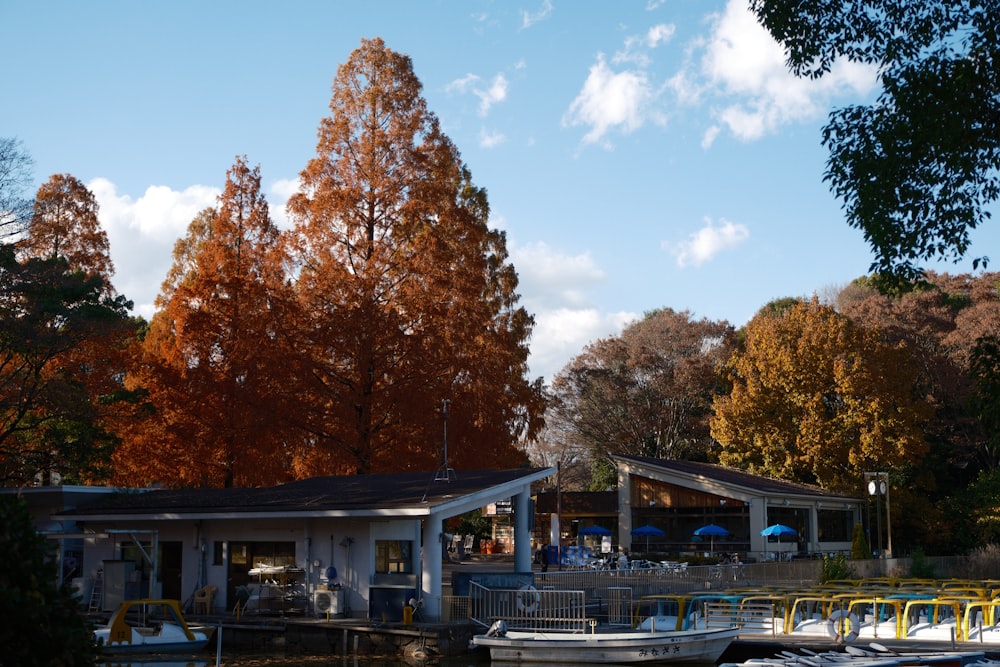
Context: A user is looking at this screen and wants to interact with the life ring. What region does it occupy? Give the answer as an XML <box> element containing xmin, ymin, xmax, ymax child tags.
<box><xmin>828</xmin><ymin>609</ymin><xmax>860</xmax><ymax>642</ymax></box>
<box><xmin>517</xmin><ymin>585</ymin><xmax>540</xmax><ymax>614</ymax></box>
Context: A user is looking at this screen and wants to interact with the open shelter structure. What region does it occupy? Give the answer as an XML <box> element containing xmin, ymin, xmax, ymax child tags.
<box><xmin>613</xmin><ymin>454</ymin><xmax>861</xmax><ymax>560</ymax></box>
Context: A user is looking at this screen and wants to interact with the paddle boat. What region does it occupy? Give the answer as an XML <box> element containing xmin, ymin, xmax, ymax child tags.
<box><xmin>719</xmin><ymin>642</ymin><xmax>990</xmax><ymax>667</ymax></box>
<box><xmin>93</xmin><ymin>599</ymin><xmax>212</xmax><ymax>654</ymax></box>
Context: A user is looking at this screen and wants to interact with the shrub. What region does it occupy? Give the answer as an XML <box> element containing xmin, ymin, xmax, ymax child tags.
<box><xmin>959</xmin><ymin>544</ymin><xmax>1000</xmax><ymax>579</ymax></box>
<box><xmin>908</xmin><ymin>548</ymin><xmax>937</xmax><ymax>579</ymax></box>
<box><xmin>821</xmin><ymin>553</ymin><xmax>856</xmax><ymax>582</ymax></box>
<box><xmin>851</xmin><ymin>523</ymin><xmax>871</xmax><ymax>560</ymax></box>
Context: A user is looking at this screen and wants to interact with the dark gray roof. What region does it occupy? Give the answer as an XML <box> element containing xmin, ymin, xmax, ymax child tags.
<box><xmin>58</xmin><ymin>468</ymin><xmax>549</xmax><ymax>518</ymax></box>
<box><xmin>614</xmin><ymin>454</ymin><xmax>856</xmax><ymax>500</ymax></box>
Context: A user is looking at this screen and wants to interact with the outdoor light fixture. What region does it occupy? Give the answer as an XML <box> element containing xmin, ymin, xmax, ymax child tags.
<box><xmin>864</xmin><ymin>472</ymin><xmax>893</xmax><ymax>559</ymax></box>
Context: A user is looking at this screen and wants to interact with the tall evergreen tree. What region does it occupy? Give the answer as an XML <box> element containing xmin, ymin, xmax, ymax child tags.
<box><xmin>0</xmin><ymin>495</ymin><xmax>97</xmax><ymax>666</ymax></box>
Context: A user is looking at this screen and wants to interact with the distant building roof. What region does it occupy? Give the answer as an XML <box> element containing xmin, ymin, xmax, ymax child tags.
<box><xmin>614</xmin><ymin>454</ymin><xmax>856</xmax><ymax>501</ymax></box>
<box><xmin>58</xmin><ymin>468</ymin><xmax>553</xmax><ymax>521</ymax></box>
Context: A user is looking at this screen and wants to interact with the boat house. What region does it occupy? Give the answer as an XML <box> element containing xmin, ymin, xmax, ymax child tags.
<box><xmin>47</xmin><ymin>467</ymin><xmax>551</xmax><ymax>621</ymax></box>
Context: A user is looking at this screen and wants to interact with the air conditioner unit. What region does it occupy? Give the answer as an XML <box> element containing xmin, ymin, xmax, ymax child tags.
<box><xmin>314</xmin><ymin>589</ymin><xmax>342</xmax><ymax>617</ymax></box>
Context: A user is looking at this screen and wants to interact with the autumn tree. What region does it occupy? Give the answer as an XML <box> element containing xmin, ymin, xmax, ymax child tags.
<box><xmin>285</xmin><ymin>38</ymin><xmax>543</xmax><ymax>475</ymax></box>
<box><xmin>545</xmin><ymin>309</ymin><xmax>733</xmax><ymax>486</ymax></box>
<box><xmin>115</xmin><ymin>157</ymin><xmax>301</xmax><ymax>488</ymax></box>
<box><xmin>711</xmin><ymin>298</ymin><xmax>930</xmax><ymax>495</ymax></box>
<box><xmin>0</xmin><ymin>137</ymin><xmax>34</xmax><ymax>240</ymax></box>
<box><xmin>839</xmin><ymin>272</ymin><xmax>1000</xmax><ymax>470</ymax></box>
<box><xmin>751</xmin><ymin>0</ymin><xmax>1000</xmax><ymax>281</ymax></box>
<box><xmin>22</xmin><ymin>174</ymin><xmax>115</xmax><ymax>285</ymax></box>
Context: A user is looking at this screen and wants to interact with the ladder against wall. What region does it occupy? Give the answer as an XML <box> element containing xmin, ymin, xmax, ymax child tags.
<box><xmin>88</xmin><ymin>569</ymin><xmax>103</xmax><ymax>612</ymax></box>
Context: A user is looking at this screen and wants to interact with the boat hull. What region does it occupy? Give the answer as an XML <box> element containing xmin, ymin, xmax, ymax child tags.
<box><xmin>473</xmin><ymin>626</ymin><xmax>739</xmax><ymax>664</ymax></box>
<box><xmin>93</xmin><ymin>599</ymin><xmax>211</xmax><ymax>655</ymax></box>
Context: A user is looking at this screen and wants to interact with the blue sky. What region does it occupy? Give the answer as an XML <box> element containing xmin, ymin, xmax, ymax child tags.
<box><xmin>4</xmin><ymin>1</ymin><xmax>995</xmax><ymax>383</ymax></box>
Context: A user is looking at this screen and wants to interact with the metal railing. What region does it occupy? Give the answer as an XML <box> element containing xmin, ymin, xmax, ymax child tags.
<box><xmin>607</xmin><ymin>586</ymin><xmax>633</xmax><ymax>626</ymax></box>
<box><xmin>704</xmin><ymin>600</ymin><xmax>782</xmax><ymax>636</ymax></box>
<box><xmin>468</xmin><ymin>581</ymin><xmax>588</xmax><ymax>632</ymax></box>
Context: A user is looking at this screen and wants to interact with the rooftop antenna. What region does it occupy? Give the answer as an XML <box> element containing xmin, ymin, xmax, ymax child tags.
<box><xmin>434</xmin><ymin>399</ymin><xmax>456</xmax><ymax>482</ymax></box>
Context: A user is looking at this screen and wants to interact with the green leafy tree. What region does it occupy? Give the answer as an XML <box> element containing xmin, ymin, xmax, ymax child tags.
<box><xmin>0</xmin><ymin>495</ymin><xmax>97</xmax><ymax>666</ymax></box>
<box><xmin>0</xmin><ymin>247</ymin><xmax>133</xmax><ymax>485</ymax></box>
<box><xmin>751</xmin><ymin>0</ymin><xmax>1000</xmax><ymax>281</ymax></box>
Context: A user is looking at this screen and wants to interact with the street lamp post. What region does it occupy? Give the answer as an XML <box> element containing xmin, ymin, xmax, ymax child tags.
<box><xmin>864</xmin><ymin>472</ymin><xmax>893</xmax><ymax>559</ymax></box>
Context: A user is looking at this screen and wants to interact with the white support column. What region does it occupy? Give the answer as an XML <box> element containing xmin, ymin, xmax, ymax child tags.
<box><xmin>810</xmin><ymin>505</ymin><xmax>820</xmax><ymax>553</ymax></box>
<box><xmin>513</xmin><ymin>490</ymin><xmax>531</xmax><ymax>573</ymax></box>
<box><xmin>421</xmin><ymin>516</ymin><xmax>443</xmax><ymax>621</ymax></box>
<box><xmin>617</xmin><ymin>467</ymin><xmax>632</xmax><ymax>551</ymax></box>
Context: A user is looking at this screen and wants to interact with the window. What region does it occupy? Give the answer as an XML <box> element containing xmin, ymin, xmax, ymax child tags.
<box><xmin>817</xmin><ymin>509</ymin><xmax>852</xmax><ymax>542</ymax></box>
<box><xmin>375</xmin><ymin>540</ymin><xmax>413</xmax><ymax>574</ymax></box>
<box><xmin>213</xmin><ymin>541</ymin><xmax>224</xmax><ymax>566</ymax></box>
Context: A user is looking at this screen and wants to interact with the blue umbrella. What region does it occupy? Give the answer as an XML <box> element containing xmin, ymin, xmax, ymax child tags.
<box><xmin>760</xmin><ymin>524</ymin><xmax>797</xmax><ymax>538</ymax></box>
<box><xmin>761</xmin><ymin>524</ymin><xmax>798</xmax><ymax>561</ymax></box>
<box><xmin>630</xmin><ymin>524</ymin><xmax>665</xmax><ymax>551</ymax></box>
<box><xmin>693</xmin><ymin>524</ymin><xmax>729</xmax><ymax>554</ymax></box>
<box><xmin>579</xmin><ymin>525</ymin><xmax>612</xmax><ymax>537</ymax></box>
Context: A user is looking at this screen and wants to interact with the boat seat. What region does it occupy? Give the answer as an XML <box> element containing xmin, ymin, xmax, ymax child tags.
<box><xmin>193</xmin><ymin>584</ymin><xmax>217</xmax><ymax>614</ymax></box>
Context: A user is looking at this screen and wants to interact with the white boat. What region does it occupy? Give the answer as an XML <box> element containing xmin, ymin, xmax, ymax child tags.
<box><xmin>472</xmin><ymin>620</ymin><xmax>740</xmax><ymax>664</ymax></box>
<box><xmin>93</xmin><ymin>599</ymin><xmax>212</xmax><ymax>654</ymax></box>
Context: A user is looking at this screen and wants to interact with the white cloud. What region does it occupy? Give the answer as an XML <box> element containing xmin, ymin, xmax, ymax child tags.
<box><xmin>681</xmin><ymin>0</ymin><xmax>877</xmax><ymax>142</ymax></box>
<box><xmin>268</xmin><ymin>178</ymin><xmax>298</xmax><ymax>229</ymax></box>
<box><xmin>90</xmin><ymin>178</ymin><xmax>220</xmax><ymax>317</ymax></box>
<box><xmin>506</xmin><ymin>240</ymin><xmax>635</xmax><ymax>381</ymax></box>
<box><xmin>446</xmin><ymin>72</ymin><xmax>508</xmax><ymax>117</ymax></box>
<box><xmin>563</xmin><ymin>54</ymin><xmax>658</xmax><ymax>147</ymax></box>
<box><xmin>512</xmin><ymin>241</ymin><xmax>605</xmax><ymax>309</ymax></box>
<box><xmin>479</xmin><ymin>128</ymin><xmax>507</xmax><ymax>149</ymax></box>
<box><xmin>646</xmin><ymin>24</ymin><xmax>676</xmax><ymax>48</ymax></box>
<box><xmin>530</xmin><ymin>307</ymin><xmax>637</xmax><ymax>381</ymax></box>
<box><xmin>521</xmin><ymin>0</ymin><xmax>553</xmax><ymax>29</ymax></box>
<box><xmin>614</xmin><ymin>23</ymin><xmax>676</xmax><ymax>67</ymax></box>
<box><xmin>476</xmin><ymin>73</ymin><xmax>508</xmax><ymax>116</ymax></box>
<box><xmin>666</xmin><ymin>216</ymin><xmax>750</xmax><ymax>268</ymax></box>
<box><xmin>700</xmin><ymin>124</ymin><xmax>721</xmax><ymax>149</ymax></box>
<box><xmin>445</xmin><ymin>73</ymin><xmax>480</xmax><ymax>94</ymax></box>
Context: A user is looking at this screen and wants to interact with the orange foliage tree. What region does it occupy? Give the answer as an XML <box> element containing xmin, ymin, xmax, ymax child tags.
<box><xmin>115</xmin><ymin>157</ymin><xmax>301</xmax><ymax>487</ymax></box>
<box><xmin>711</xmin><ymin>298</ymin><xmax>930</xmax><ymax>494</ymax></box>
<box><xmin>285</xmin><ymin>38</ymin><xmax>543</xmax><ymax>475</ymax></box>
<box><xmin>22</xmin><ymin>174</ymin><xmax>115</xmax><ymax>286</ymax></box>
